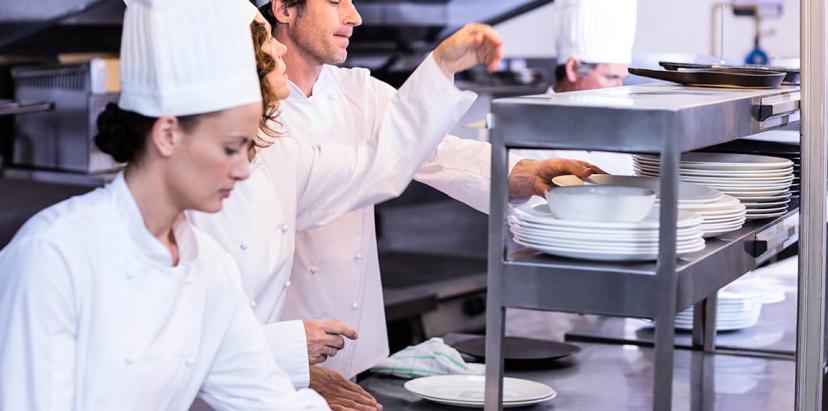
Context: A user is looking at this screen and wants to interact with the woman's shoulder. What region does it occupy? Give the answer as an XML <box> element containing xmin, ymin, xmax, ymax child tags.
<box><xmin>10</xmin><ymin>186</ymin><xmax>116</xmax><ymax>247</ymax></box>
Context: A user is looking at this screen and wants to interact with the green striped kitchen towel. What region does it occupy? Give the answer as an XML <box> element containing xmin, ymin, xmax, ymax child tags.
<box><xmin>371</xmin><ymin>337</ymin><xmax>485</xmax><ymax>378</ymax></box>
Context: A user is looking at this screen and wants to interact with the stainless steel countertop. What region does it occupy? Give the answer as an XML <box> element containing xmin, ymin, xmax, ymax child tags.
<box><xmin>360</xmin><ymin>338</ymin><xmax>794</xmax><ymax>410</ymax></box>
<box><xmin>362</xmin><ymin>256</ymin><xmax>799</xmax><ymax>410</ymax></box>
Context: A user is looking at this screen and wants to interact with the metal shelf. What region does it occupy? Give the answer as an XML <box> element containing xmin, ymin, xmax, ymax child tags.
<box><xmin>500</xmin><ymin>210</ymin><xmax>799</xmax><ymax>318</ymax></box>
<box><xmin>489</xmin><ymin>83</ymin><xmax>800</xmax><ymax>153</ymax></box>
<box><xmin>484</xmin><ymin>82</ymin><xmax>802</xmax><ymax>411</ymax></box>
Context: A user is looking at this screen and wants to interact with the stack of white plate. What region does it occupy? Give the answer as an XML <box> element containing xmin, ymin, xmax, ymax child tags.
<box><xmin>632</xmin><ymin>153</ymin><xmax>794</xmax><ymax>220</ymax></box>
<box><xmin>404</xmin><ymin>375</ymin><xmax>557</xmax><ymax>408</ymax></box>
<box><xmin>510</xmin><ymin>203</ymin><xmax>705</xmax><ymax>262</ymax></box>
<box><xmin>674</xmin><ymin>290</ymin><xmax>763</xmax><ymax>331</ymax></box>
<box><xmin>586</xmin><ymin>175</ymin><xmax>745</xmax><ymax>238</ymax></box>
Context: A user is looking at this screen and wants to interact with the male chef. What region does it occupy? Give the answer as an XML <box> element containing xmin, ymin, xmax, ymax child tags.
<box><xmin>252</xmin><ymin>0</ymin><xmax>603</xmax><ymax>409</ymax></box>
<box><xmin>551</xmin><ymin>0</ymin><xmax>638</xmax><ymax>93</ymax></box>
<box><xmin>519</xmin><ymin>0</ymin><xmax>639</xmax><ymax>175</ymax></box>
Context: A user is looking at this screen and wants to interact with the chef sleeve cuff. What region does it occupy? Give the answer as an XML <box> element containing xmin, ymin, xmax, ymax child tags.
<box><xmin>262</xmin><ymin>320</ymin><xmax>311</xmax><ymax>389</ymax></box>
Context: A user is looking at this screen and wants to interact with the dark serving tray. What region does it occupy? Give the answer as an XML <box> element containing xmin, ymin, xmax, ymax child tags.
<box><xmin>629</xmin><ymin>68</ymin><xmax>786</xmax><ymax>89</ymax></box>
<box><xmin>659</xmin><ymin>61</ymin><xmax>800</xmax><ymax>85</ymax></box>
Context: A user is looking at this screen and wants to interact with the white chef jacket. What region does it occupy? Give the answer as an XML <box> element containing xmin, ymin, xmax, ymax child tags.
<box><xmin>0</xmin><ymin>173</ymin><xmax>329</xmax><ymax>411</ymax></box>
<box><xmin>513</xmin><ymin>89</ymin><xmax>634</xmax><ymax>176</ymax></box>
<box><xmin>278</xmin><ymin>59</ymin><xmax>521</xmax><ymax>379</ymax></box>
<box><xmin>189</xmin><ymin>52</ymin><xmax>476</xmax><ymax>390</ymax></box>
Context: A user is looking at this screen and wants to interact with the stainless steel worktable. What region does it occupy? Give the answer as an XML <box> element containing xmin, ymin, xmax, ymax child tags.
<box><xmin>359</xmin><ymin>333</ymin><xmax>795</xmax><ymax>411</ymax></box>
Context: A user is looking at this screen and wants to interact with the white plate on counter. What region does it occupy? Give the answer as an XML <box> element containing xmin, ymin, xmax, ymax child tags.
<box><xmin>404</xmin><ymin>375</ymin><xmax>556</xmax><ymax>408</ymax></box>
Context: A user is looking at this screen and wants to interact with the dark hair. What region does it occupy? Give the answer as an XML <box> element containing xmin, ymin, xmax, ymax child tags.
<box><xmin>258</xmin><ymin>1</ymin><xmax>305</xmax><ymax>28</ymax></box>
<box><xmin>94</xmin><ymin>103</ymin><xmax>204</xmax><ymax>164</ymax></box>
<box><xmin>554</xmin><ymin>61</ymin><xmax>598</xmax><ymax>82</ymax></box>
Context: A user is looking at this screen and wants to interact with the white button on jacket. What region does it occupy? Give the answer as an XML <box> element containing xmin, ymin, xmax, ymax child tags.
<box><xmin>278</xmin><ymin>56</ymin><xmax>522</xmax><ymax>379</ymax></box>
<box><xmin>0</xmin><ymin>174</ymin><xmax>330</xmax><ymax>411</ymax></box>
<box><xmin>189</xmin><ymin>53</ymin><xmax>477</xmax><ymax>389</ymax></box>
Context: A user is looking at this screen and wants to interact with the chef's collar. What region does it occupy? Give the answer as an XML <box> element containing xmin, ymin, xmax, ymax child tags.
<box><xmin>286</xmin><ymin>66</ymin><xmax>334</xmax><ymax>100</ymax></box>
<box><xmin>109</xmin><ymin>172</ymin><xmax>199</xmax><ymax>267</ymax></box>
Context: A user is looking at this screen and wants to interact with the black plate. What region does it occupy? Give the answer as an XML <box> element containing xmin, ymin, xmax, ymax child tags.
<box><xmin>659</xmin><ymin>61</ymin><xmax>800</xmax><ymax>85</ymax></box>
<box><xmin>629</xmin><ymin>68</ymin><xmax>786</xmax><ymax>89</ymax></box>
<box><xmin>452</xmin><ymin>337</ymin><xmax>581</xmax><ymax>362</ymax></box>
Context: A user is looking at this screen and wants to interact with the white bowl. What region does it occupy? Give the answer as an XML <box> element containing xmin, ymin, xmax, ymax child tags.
<box><xmin>544</xmin><ymin>185</ymin><xmax>656</xmax><ymax>223</ymax></box>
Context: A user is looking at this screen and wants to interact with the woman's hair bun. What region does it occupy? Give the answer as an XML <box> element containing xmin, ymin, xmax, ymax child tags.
<box><xmin>94</xmin><ymin>103</ymin><xmax>153</xmax><ymax>164</ymax></box>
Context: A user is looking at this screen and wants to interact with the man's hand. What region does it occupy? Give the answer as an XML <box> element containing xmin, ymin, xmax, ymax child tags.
<box><xmin>304</xmin><ymin>319</ymin><xmax>358</xmax><ymax>365</ymax></box>
<box><xmin>433</xmin><ymin>23</ymin><xmax>505</xmax><ymax>78</ymax></box>
<box><xmin>508</xmin><ymin>158</ymin><xmax>606</xmax><ymax>198</ymax></box>
<box><xmin>309</xmin><ymin>366</ymin><xmax>383</xmax><ymax>411</ymax></box>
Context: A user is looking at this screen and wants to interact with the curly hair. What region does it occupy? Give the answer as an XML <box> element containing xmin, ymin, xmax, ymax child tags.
<box><xmin>248</xmin><ymin>20</ymin><xmax>283</xmax><ymax>159</ymax></box>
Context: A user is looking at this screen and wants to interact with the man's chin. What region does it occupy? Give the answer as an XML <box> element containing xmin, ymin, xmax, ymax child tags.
<box><xmin>325</xmin><ymin>50</ymin><xmax>348</xmax><ymax>65</ymax></box>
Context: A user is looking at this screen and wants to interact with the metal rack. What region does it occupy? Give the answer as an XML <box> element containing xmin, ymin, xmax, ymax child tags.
<box><xmin>484</xmin><ymin>83</ymin><xmax>803</xmax><ymax>411</ymax></box>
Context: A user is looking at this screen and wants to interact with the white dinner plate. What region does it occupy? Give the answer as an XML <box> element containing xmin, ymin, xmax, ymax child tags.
<box><xmin>727</xmin><ymin>189</ymin><xmax>792</xmax><ymax>197</ymax></box>
<box><xmin>587</xmin><ymin>175</ymin><xmax>723</xmax><ymax>203</ymax></box>
<box><xmin>404</xmin><ymin>375</ymin><xmax>556</xmax><ymax>404</ymax></box>
<box><xmin>679</xmin><ymin>173</ymin><xmax>794</xmax><ymax>184</ymax></box>
<box><xmin>633</xmin><ymin>163</ymin><xmax>795</xmax><ymax>178</ymax></box>
<box><xmin>701</xmin><ymin>182</ymin><xmax>793</xmax><ymax>191</ymax></box>
<box><xmin>514</xmin><ymin>237</ymin><xmax>706</xmax><ymax>262</ymax></box>
<box><xmin>680</xmin><ymin>195</ymin><xmax>742</xmax><ymax>211</ymax></box>
<box><xmin>509</xmin><ymin>217</ymin><xmax>704</xmax><ymax>236</ymax></box>
<box><xmin>412</xmin><ymin>392</ymin><xmax>557</xmax><ymax>408</ymax></box>
<box><xmin>694</xmin><ymin>205</ymin><xmax>747</xmax><ymax>217</ymax></box>
<box><xmin>731</xmin><ymin>193</ymin><xmax>792</xmax><ymax>201</ymax></box>
<box><xmin>513</xmin><ymin>232</ymin><xmax>703</xmax><ymax>252</ymax></box>
<box><xmin>741</xmin><ymin>199</ymin><xmax>791</xmax><ymax>208</ymax></box>
<box><xmin>509</xmin><ymin>227</ymin><xmax>703</xmax><ymax>245</ymax></box>
<box><xmin>635</xmin><ymin>153</ymin><xmax>793</xmax><ymax>168</ymax></box>
<box><xmin>509</xmin><ymin>219</ymin><xmax>703</xmax><ymax>241</ymax></box>
<box><xmin>513</xmin><ymin>204</ymin><xmax>703</xmax><ymax>230</ymax></box>
<box><xmin>745</xmin><ymin>211</ymin><xmax>789</xmax><ymax>220</ymax></box>
<box><xmin>746</xmin><ymin>205</ymin><xmax>789</xmax><ymax>214</ymax></box>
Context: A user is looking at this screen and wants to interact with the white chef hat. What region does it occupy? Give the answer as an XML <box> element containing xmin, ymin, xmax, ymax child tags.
<box><xmin>554</xmin><ymin>0</ymin><xmax>638</xmax><ymax>65</ymax></box>
<box><xmin>118</xmin><ymin>0</ymin><xmax>261</xmax><ymax>117</ymax></box>
<box><xmin>254</xmin><ymin>0</ymin><xmax>270</xmax><ymax>7</ymax></box>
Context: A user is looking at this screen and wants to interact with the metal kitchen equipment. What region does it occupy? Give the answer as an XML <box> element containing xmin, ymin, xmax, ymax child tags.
<box><xmin>484</xmin><ymin>83</ymin><xmax>805</xmax><ymax>410</ymax></box>
<box><xmin>9</xmin><ymin>58</ymin><xmax>120</xmax><ymax>174</ymax></box>
<box><xmin>659</xmin><ymin>61</ymin><xmax>801</xmax><ymax>84</ymax></box>
<box><xmin>628</xmin><ymin>67</ymin><xmax>787</xmax><ymax>88</ymax></box>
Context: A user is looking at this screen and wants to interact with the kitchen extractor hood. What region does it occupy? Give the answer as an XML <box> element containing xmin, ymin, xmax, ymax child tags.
<box><xmin>0</xmin><ymin>0</ymin><xmax>553</xmax><ymax>56</ymax></box>
<box><xmin>0</xmin><ymin>0</ymin><xmax>124</xmax><ymax>55</ymax></box>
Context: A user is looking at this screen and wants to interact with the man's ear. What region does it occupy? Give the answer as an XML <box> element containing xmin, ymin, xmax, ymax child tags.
<box><xmin>271</xmin><ymin>0</ymin><xmax>293</xmax><ymax>24</ymax></box>
<box><xmin>149</xmin><ymin>115</ymin><xmax>181</xmax><ymax>158</ymax></box>
<box><xmin>564</xmin><ymin>57</ymin><xmax>581</xmax><ymax>83</ymax></box>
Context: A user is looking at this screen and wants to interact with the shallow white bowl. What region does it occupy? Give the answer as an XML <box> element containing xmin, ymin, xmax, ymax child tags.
<box><xmin>544</xmin><ymin>185</ymin><xmax>656</xmax><ymax>223</ymax></box>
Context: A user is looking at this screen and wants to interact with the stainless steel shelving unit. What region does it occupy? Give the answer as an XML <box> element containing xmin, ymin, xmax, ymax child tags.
<box><xmin>484</xmin><ymin>83</ymin><xmax>803</xmax><ymax>411</ymax></box>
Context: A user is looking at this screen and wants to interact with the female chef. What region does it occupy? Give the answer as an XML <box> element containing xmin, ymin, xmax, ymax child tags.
<box><xmin>0</xmin><ymin>0</ymin><xmax>330</xmax><ymax>410</ymax></box>
<box><xmin>188</xmin><ymin>0</ymin><xmax>489</xmax><ymax>396</ymax></box>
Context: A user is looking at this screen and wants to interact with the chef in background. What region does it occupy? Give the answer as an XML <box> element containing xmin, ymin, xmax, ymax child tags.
<box><xmin>518</xmin><ymin>0</ymin><xmax>638</xmax><ymax>176</ymax></box>
<box><xmin>0</xmin><ymin>0</ymin><xmax>329</xmax><ymax>409</ymax></box>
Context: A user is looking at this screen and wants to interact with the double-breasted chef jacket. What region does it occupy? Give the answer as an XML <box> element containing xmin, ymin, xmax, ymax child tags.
<box><xmin>0</xmin><ymin>173</ymin><xmax>330</xmax><ymax>410</ymax></box>
<box><xmin>189</xmin><ymin>52</ymin><xmax>477</xmax><ymax>389</ymax></box>
<box><xmin>277</xmin><ymin>59</ymin><xmax>522</xmax><ymax>379</ymax></box>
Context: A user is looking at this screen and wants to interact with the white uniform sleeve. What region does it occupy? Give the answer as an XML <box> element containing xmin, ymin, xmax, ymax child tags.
<box><xmin>414</xmin><ymin>136</ymin><xmax>524</xmax><ymax>213</ymax></box>
<box><xmin>198</xmin><ymin>269</ymin><xmax>329</xmax><ymax>410</ymax></box>
<box><xmin>261</xmin><ymin>320</ymin><xmax>311</xmax><ymax>390</ymax></box>
<box><xmin>0</xmin><ymin>238</ymin><xmax>78</xmax><ymax>411</ymax></box>
<box><xmin>269</xmin><ymin>53</ymin><xmax>476</xmax><ymax>231</ymax></box>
